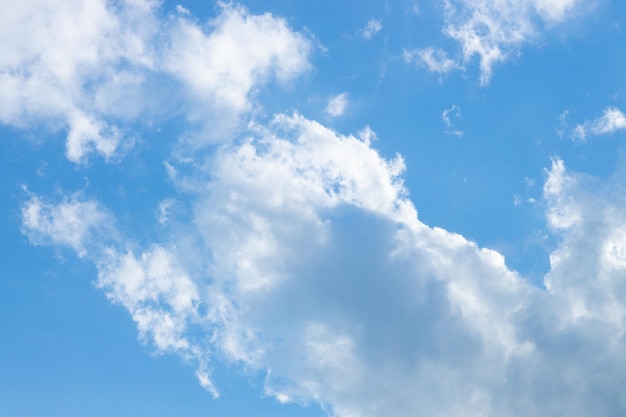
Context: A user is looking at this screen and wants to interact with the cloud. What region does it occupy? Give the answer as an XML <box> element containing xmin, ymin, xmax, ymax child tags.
<box><xmin>412</xmin><ymin>0</ymin><xmax>585</xmax><ymax>84</ymax></box>
<box><xmin>21</xmin><ymin>192</ymin><xmax>218</xmax><ymax>396</ymax></box>
<box><xmin>572</xmin><ymin>107</ymin><xmax>626</xmax><ymax>140</ymax></box>
<box><xmin>157</xmin><ymin>198</ymin><xmax>176</xmax><ymax>224</ymax></box>
<box><xmin>162</xmin><ymin>3</ymin><xmax>312</xmax><ymax>143</ymax></box>
<box><xmin>22</xmin><ymin>112</ymin><xmax>626</xmax><ymax>416</ymax></box>
<box><xmin>441</xmin><ymin>104</ymin><xmax>463</xmax><ymax>136</ymax></box>
<box><xmin>186</xmin><ymin>114</ymin><xmax>531</xmax><ymax>415</ymax></box>
<box><xmin>403</xmin><ymin>47</ymin><xmax>458</xmax><ymax>78</ymax></box>
<box><xmin>325</xmin><ymin>93</ymin><xmax>348</xmax><ymax>117</ymax></box>
<box><xmin>21</xmin><ymin>193</ymin><xmax>114</xmax><ymax>257</ymax></box>
<box><xmin>362</xmin><ymin>18</ymin><xmax>382</xmax><ymax>39</ymax></box>
<box><xmin>542</xmin><ymin>158</ymin><xmax>626</xmax><ymax>362</ymax></box>
<box><xmin>66</xmin><ymin>110</ymin><xmax>125</xmax><ymax>163</ymax></box>
<box><xmin>0</xmin><ymin>1</ymin><xmax>312</xmax><ymax>161</ymax></box>
<box><xmin>0</xmin><ymin>0</ymin><xmax>158</xmax><ymax>163</ymax></box>
<box><xmin>96</xmin><ymin>245</ymin><xmax>216</xmax><ymax>396</ymax></box>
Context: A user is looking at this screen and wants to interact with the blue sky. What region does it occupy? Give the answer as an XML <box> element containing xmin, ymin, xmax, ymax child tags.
<box><xmin>2</xmin><ymin>0</ymin><xmax>626</xmax><ymax>416</ymax></box>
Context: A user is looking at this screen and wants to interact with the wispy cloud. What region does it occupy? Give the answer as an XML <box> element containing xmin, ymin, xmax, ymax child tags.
<box><xmin>362</xmin><ymin>18</ymin><xmax>382</xmax><ymax>39</ymax></box>
<box><xmin>441</xmin><ymin>104</ymin><xmax>463</xmax><ymax>137</ymax></box>
<box><xmin>157</xmin><ymin>198</ymin><xmax>176</xmax><ymax>224</ymax></box>
<box><xmin>403</xmin><ymin>47</ymin><xmax>458</xmax><ymax>78</ymax></box>
<box><xmin>410</xmin><ymin>0</ymin><xmax>586</xmax><ymax>84</ymax></box>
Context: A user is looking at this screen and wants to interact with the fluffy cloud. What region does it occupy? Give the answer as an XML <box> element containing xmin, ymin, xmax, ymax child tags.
<box><xmin>413</xmin><ymin>0</ymin><xmax>585</xmax><ymax>83</ymax></box>
<box><xmin>325</xmin><ymin>93</ymin><xmax>349</xmax><ymax>117</ymax></box>
<box><xmin>22</xmin><ymin>114</ymin><xmax>626</xmax><ymax>416</ymax></box>
<box><xmin>572</xmin><ymin>107</ymin><xmax>626</xmax><ymax>140</ymax></box>
<box><xmin>535</xmin><ymin>159</ymin><xmax>626</xmax><ymax>417</ymax></box>
<box><xmin>21</xmin><ymin>192</ymin><xmax>217</xmax><ymax>396</ymax></box>
<box><xmin>190</xmin><ymin>115</ymin><xmax>530</xmax><ymax>416</ymax></box>
<box><xmin>162</xmin><ymin>4</ymin><xmax>312</xmax><ymax>143</ymax></box>
<box><xmin>96</xmin><ymin>244</ymin><xmax>216</xmax><ymax>395</ymax></box>
<box><xmin>0</xmin><ymin>0</ymin><xmax>158</xmax><ymax>163</ymax></box>
<box><xmin>543</xmin><ymin>157</ymin><xmax>626</xmax><ymax>318</ymax></box>
<box><xmin>22</xmin><ymin>193</ymin><xmax>113</xmax><ymax>257</ymax></box>
<box><xmin>0</xmin><ymin>1</ymin><xmax>311</xmax><ymax>162</ymax></box>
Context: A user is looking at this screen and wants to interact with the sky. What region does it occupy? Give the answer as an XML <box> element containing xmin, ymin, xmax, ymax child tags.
<box><xmin>2</xmin><ymin>0</ymin><xmax>626</xmax><ymax>416</ymax></box>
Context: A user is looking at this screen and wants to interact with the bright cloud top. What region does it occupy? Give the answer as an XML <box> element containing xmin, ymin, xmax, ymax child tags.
<box><xmin>0</xmin><ymin>0</ymin><xmax>311</xmax><ymax>162</ymax></box>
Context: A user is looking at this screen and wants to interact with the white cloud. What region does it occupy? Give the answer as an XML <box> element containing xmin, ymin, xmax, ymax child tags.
<box><xmin>534</xmin><ymin>0</ymin><xmax>580</xmax><ymax>22</ymax></box>
<box><xmin>95</xmin><ymin>245</ymin><xmax>216</xmax><ymax>394</ymax></box>
<box><xmin>186</xmin><ymin>115</ymin><xmax>530</xmax><ymax>415</ymax></box>
<box><xmin>362</xmin><ymin>18</ymin><xmax>382</xmax><ymax>39</ymax></box>
<box><xmin>416</xmin><ymin>0</ymin><xmax>585</xmax><ymax>84</ymax></box>
<box><xmin>21</xmin><ymin>192</ymin><xmax>217</xmax><ymax>396</ymax></box>
<box><xmin>358</xmin><ymin>125</ymin><xmax>377</xmax><ymax>145</ymax></box>
<box><xmin>542</xmin><ymin>158</ymin><xmax>626</xmax><ymax>338</ymax></box>
<box><xmin>21</xmin><ymin>193</ymin><xmax>113</xmax><ymax>257</ymax></box>
<box><xmin>325</xmin><ymin>93</ymin><xmax>349</xmax><ymax>117</ymax></box>
<box><xmin>0</xmin><ymin>0</ymin><xmax>158</xmax><ymax>163</ymax></box>
<box><xmin>162</xmin><ymin>3</ymin><xmax>312</xmax><ymax>143</ymax></box>
<box><xmin>23</xmin><ymin>114</ymin><xmax>626</xmax><ymax>416</ymax></box>
<box><xmin>572</xmin><ymin>107</ymin><xmax>626</xmax><ymax>140</ymax></box>
<box><xmin>441</xmin><ymin>104</ymin><xmax>463</xmax><ymax>136</ymax></box>
<box><xmin>0</xmin><ymin>1</ymin><xmax>312</xmax><ymax>161</ymax></box>
<box><xmin>403</xmin><ymin>47</ymin><xmax>458</xmax><ymax>77</ymax></box>
<box><xmin>175</xmin><ymin>4</ymin><xmax>191</xmax><ymax>16</ymax></box>
<box><xmin>66</xmin><ymin>111</ymin><xmax>124</xmax><ymax>163</ymax></box>
<box><xmin>543</xmin><ymin>158</ymin><xmax>583</xmax><ymax>229</ymax></box>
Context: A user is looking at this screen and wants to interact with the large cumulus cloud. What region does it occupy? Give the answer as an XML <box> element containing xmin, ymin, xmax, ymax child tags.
<box><xmin>22</xmin><ymin>113</ymin><xmax>626</xmax><ymax>416</ymax></box>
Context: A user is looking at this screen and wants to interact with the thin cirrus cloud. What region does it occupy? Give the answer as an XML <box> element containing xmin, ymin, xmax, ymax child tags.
<box><xmin>0</xmin><ymin>0</ymin><xmax>312</xmax><ymax>162</ymax></box>
<box><xmin>406</xmin><ymin>0</ymin><xmax>586</xmax><ymax>84</ymax></box>
<box><xmin>22</xmin><ymin>113</ymin><xmax>626</xmax><ymax>416</ymax></box>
